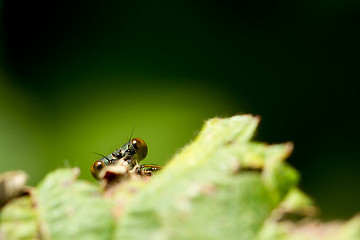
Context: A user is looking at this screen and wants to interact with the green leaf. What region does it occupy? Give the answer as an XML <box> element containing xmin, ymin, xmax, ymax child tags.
<box><xmin>1</xmin><ymin>115</ymin><xmax>360</xmax><ymax>240</ymax></box>
<box><xmin>115</xmin><ymin>115</ymin><xmax>297</xmax><ymax>240</ymax></box>
<box><xmin>36</xmin><ymin>168</ymin><xmax>115</xmax><ymax>240</ymax></box>
<box><xmin>258</xmin><ymin>214</ymin><xmax>360</xmax><ymax>240</ymax></box>
<box><xmin>0</xmin><ymin>196</ymin><xmax>38</xmax><ymax>240</ymax></box>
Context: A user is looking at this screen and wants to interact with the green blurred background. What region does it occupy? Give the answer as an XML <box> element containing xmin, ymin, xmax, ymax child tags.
<box><xmin>0</xmin><ymin>0</ymin><xmax>359</xmax><ymax>220</ymax></box>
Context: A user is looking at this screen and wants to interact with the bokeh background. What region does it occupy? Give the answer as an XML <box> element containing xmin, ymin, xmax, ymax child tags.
<box><xmin>0</xmin><ymin>0</ymin><xmax>359</xmax><ymax>220</ymax></box>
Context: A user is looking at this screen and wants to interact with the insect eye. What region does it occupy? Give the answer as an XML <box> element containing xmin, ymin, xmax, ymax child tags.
<box><xmin>91</xmin><ymin>161</ymin><xmax>105</xmax><ymax>180</ymax></box>
<box><xmin>131</xmin><ymin>138</ymin><xmax>148</xmax><ymax>161</ymax></box>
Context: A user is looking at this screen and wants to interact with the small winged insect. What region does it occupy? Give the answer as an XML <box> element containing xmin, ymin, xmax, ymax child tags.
<box><xmin>91</xmin><ymin>138</ymin><xmax>162</xmax><ymax>180</ymax></box>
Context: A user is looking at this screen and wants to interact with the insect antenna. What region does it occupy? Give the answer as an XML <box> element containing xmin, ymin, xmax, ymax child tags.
<box><xmin>129</xmin><ymin>127</ymin><xmax>135</xmax><ymax>142</ymax></box>
<box><xmin>126</xmin><ymin>127</ymin><xmax>135</xmax><ymax>148</ymax></box>
<box><xmin>91</xmin><ymin>152</ymin><xmax>110</xmax><ymax>161</ymax></box>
